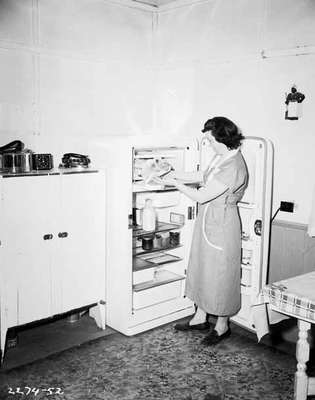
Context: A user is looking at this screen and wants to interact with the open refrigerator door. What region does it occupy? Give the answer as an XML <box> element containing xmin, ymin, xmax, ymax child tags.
<box><xmin>199</xmin><ymin>135</ymin><xmax>274</xmax><ymax>332</ymax></box>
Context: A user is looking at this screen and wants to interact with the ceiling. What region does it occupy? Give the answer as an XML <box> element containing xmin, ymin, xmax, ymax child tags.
<box><xmin>132</xmin><ymin>0</ymin><xmax>180</xmax><ymax>8</ymax></box>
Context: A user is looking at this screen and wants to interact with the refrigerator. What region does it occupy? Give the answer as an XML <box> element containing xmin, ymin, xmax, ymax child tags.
<box><xmin>93</xmin><ymin>134</ymin><xmax>273</xmax><ymax>335</ymax></box>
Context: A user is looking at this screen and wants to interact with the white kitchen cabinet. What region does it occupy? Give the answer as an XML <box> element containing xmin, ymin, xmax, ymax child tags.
<box><xmin>1</xmin><ymin>175</ymin><xmax>57</xmax><ymax>329</ymax></box>
<box><xmin>53</xmin><ymin>172</ymin><xmax>106</xmax><ymax>314</ymax></box>
<box><xmin>0</xmin><ymin>170</ymin><xmax>106</xmax><ymax>361</ymax></box>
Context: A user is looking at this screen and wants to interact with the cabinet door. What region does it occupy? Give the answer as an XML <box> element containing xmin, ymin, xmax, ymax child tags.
<box><xmin>0</xmin><ymin>176</ymin><xmax>58</xmax><ymax>326</ymax></box>
<box><xmin>55</xmin><ymin>172</ymin><xmax>106</xmax><ymax>312</ymax></box>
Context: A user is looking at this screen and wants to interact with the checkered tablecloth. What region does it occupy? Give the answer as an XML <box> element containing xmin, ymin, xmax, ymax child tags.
<box><xmin>263</xmin><ymin>271</ymin><xmax>315</xmax><ymax>323</ymax></box>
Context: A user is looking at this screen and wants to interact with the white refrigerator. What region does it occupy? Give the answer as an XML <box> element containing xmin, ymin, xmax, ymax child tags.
<box><xmin>94</xmin><ymin>135</ymin><xmax>273</xmax><ymax>336</ymax></box>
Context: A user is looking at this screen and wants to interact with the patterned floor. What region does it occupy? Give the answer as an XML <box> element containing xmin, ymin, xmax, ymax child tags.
<box><xmin>0</xmin><ymin>321</ymin><xmax>297</xmax><ymax>400</ymax></box>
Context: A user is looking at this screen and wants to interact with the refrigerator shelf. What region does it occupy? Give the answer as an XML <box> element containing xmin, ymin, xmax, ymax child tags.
<box><xmin>133</xmin><ymin>252</ymin><xmax>182</xmax><ymax>271</ymax></box>
<box><xmin>241</xmin><ymin>240</ymin><xmax>254</xmax><ymax>250</ymax></box>
<box><xmin>134</xmin><ymin>146</ymin><xmax>184</xmax><ymax>156</ymax></box>
<box><xmin>132</xmin><ymin>221</ymin><xmax>183</xmax><ymax>238</ymax></box>
<box><xmin>241</xmin><ymin>283</ymin><xmax>252</xmax><ymax>289</ymax></box>
<box><xmin>238</xmin><ymin>201</ymin><xmax>256</xmax><ymax>209</ymax></box>
<box><xmin>133</xmin><ymin>270</ymin><xmax>185</xmax><ymax>292</ymax></box>
<box><xmin>241</xmin><ymin>285</ymin><xmax>252</xmax><ymax>295</ymax></box>
<box><xmin>134</xmin><ymin>154</ymin><xmax>177</xmax><ymax>159</ymax></box>
<box><xmin>133</xmin><ymin>243</ymin><xmax>182</xmax><ymax>256</ymax></box>
<box><xmin>241</xmin><ymin>233</ymin><xmax>251</xmax><ymax>241</ymax></box>
<box><xmin>133</xmin><ymin>257</ymin><xmax>155</xmax><ymax>271</ymax></box>
<box><xmin>133</xmin><ymin>182</ymin><xmax>198</xmax><ymax>193</ymax></box>
<box><xmin>132</xmin><ymin>185</ymin><xmax>179</xmax><ymax>193</ymax></box>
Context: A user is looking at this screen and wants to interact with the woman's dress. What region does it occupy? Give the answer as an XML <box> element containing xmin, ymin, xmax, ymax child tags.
<box><xmin>185</xmin><ymin>151</ymin><xmax>248</xmax><ymax>316</ymax></box>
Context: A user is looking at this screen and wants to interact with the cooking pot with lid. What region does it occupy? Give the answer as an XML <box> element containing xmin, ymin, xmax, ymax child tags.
<box><xmin>0</xmin><ymin>151</ymin><xmax>33</xmax><ymax>173</ymax></box>
<box><xmin>0</xmin><ymin>140</ymin><xmax>33</xmax><ymax>173</ymax></box>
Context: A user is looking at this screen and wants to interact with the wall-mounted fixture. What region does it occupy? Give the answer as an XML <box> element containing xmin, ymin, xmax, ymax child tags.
<box><xmin>285</xmin><ymin>85</ymin><xmax>305</xmax><ymax>120</ymax></box>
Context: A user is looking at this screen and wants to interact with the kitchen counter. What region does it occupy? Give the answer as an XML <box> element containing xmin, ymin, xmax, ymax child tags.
<box><xmin>0</xmin><ymin>167</ymin><xmax>99</xmax><ymax>178</ymax></box>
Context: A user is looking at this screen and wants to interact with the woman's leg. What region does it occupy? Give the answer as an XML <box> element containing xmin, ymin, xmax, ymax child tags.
<box><xmin>174</xmin><ymin>305</ymin><xmax>209</xmax><ymax>331</ymax></box>
<box><xmin>214</xmin><ymin>316</ymin><xmax>229</xmax><ymax>335</ymax></box>
<box><xmin>189</xmin><ymin>306</ymin><xmax>207</xmax><ymax>325</ymax></box>
<box><xmin>201</xmin><ymin>315</ymin><xmax>231</xmax><ymax>345</ymax></box>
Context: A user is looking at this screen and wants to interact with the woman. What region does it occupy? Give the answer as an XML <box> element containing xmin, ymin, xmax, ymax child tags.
<box><xmin>162</xmin><ymin>116</ymin><xmax>248</xmax><ymax>345</ymax></box>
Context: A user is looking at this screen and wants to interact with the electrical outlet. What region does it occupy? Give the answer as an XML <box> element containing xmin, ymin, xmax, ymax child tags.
<box><xmin>280</xmin><ymin>201</ymin><xmax>294</xmax><ymax>213</ymax></box>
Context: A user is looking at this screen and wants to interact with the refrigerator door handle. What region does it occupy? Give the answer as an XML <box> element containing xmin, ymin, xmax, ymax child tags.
<box><xmin>128</xmin><ymin>213</ymin><xmax>133</xmax><ymax>229</ymax></box>
<box><xmin>254</xmin><ymin>219</ymin><xmax>262</xmax><ymax>236</ymax></box>
<box><xmin>187</xmin><ymin>206</ymin><xmax>195</xmax><ymax>220</ymax></box>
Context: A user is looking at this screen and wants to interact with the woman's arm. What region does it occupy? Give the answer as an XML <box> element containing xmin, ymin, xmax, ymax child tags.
<box><xmin>163</xmin><ymin>177</ymin><xmax>228</xmax><ymax>204</ymax></box>
<box><xmin>172</xmin><ymin>170</ymin><xmax>203</xmax><ymax>183</ymax></box>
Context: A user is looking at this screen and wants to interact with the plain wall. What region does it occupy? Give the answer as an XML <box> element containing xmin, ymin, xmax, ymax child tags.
<box><xmin>0</xmin><ymin>0</ymin><xmax>314</xmax><ymax>225</ymax></box>
<box><xmin>154</xmin><ymin>0</ymin><xmax>315</xmax><ymax>224</ymax></box>
<box><xmin>0</xmin><ymin>0</ymin><xmax>154</xmax><ymax>160</ymax></box>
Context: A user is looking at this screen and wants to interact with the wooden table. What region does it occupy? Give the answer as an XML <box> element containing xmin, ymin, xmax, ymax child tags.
<box><xmin>263</xmin><ymin>271</ymin><xmax>315</xmax><ymax>400</ymax></box>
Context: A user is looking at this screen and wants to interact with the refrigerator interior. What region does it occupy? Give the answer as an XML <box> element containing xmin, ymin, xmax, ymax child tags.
<box><xmin>131</xmin><ymin>146</ymin><xmax>196</xmax><ymax>313</ymax></box>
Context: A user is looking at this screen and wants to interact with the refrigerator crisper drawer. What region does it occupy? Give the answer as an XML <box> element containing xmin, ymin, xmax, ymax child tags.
<box><xmin>133</xmin><ymin>280</ymin><xmax>184</xmax><ymax>310</ymax></box>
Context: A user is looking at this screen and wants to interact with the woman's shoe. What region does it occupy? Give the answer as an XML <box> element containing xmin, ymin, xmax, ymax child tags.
<box><xmin>174</xmin><ymin>320</ymin><xmax>211</xmax><ymax>331</ymax></box>
<box><xmin>201</xmin><ymin>328</ymin><xmax>231</xmax><ymax>345</ymax></box>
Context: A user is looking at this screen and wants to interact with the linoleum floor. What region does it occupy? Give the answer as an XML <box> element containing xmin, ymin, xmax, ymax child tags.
<box><xmin>1</xmin><ymin>314</ymin><xmax>315</xmax><ymax>399</ymax></box>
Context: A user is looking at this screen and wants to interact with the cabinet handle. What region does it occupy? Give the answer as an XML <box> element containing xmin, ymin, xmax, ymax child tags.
<box><xmin>58</xmin><ymin>232</ymin><xmax>68</xmax><ymax>238</ymax></box>
<box><xmin>43</xmin><ymin>234</ymin><xmax>53</xmax><ymax>240</ymax></box>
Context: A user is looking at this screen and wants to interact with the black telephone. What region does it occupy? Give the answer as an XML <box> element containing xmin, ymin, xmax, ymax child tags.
<box><xmin>60</xmin><ymin>153</ymin><xmax>91</xmax><ymax>168</ymax></box>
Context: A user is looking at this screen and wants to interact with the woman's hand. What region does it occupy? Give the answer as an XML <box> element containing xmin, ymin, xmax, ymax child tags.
<box><xmin>151</xmin><ymin>175</ymin><xmax>178</xmax><ymax>186</ymax></box>
<box><xmin>160</xmin><ymin>176</ymin><xmax>178</xmax><ymax>186</ymax></box>
<box><xmin>160</xmin><ymin>170</ymin><xmax>176</xmax><ymax>179</ymax></box>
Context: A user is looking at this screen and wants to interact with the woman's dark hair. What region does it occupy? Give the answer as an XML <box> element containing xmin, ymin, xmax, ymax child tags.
<box><xmin>201</xmin><ymin>116</ymin><xmax>244</xmax><ymax>149</ymax></box>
